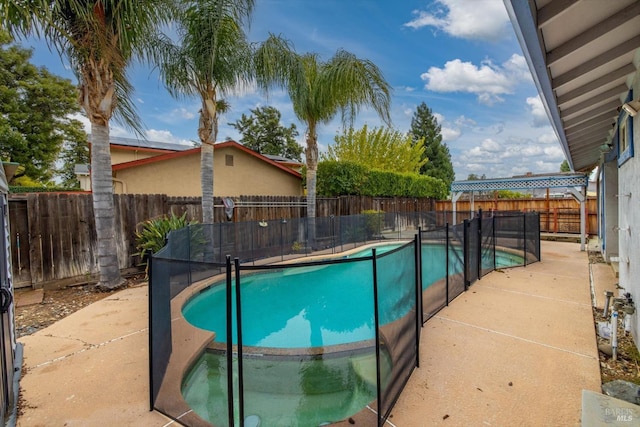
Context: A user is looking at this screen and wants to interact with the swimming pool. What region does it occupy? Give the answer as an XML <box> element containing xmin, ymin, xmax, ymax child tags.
<box><xmin>182</xmin><ymin>348</ymin><xmax>391</xmax><ymax>427</ymax></box>
<box><xmin>180</xmin><ymin>242</ymin><xmax>523</xmax><ymax>426</ymax></box>
<box><xmin>182</xmin><ymin>243</ymin><xmax>412</xmax><ymax>348</ymax></box>
<box><xmin>181</xmin><ymin>243</ymin><xmax>523</xmax><ymax>348</ymax></box>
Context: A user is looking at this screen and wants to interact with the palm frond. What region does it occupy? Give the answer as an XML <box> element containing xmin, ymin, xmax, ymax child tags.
<box><xmin>319</xmin><ymin>49</ymin><xmax>392</xmax><ymax>127</ymax></box>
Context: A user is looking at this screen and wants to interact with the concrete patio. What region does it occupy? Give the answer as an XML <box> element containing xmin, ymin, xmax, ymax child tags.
<box><xmin>15</xmin><ymin>240</ymin><xmax>621</xmax><ymax>426</ymax></box>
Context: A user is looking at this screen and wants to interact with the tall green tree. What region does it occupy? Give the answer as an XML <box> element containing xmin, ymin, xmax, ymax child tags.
<box><xmin>323</xmin><ymin>124</ymin><xmax>425</xmax><ymax>173</ymax></box>
<box><xmin>154</xmin><ymin>0</ymin><xmax>289</xmax><ymax>224</ymax></box>
<box><xmin>410</xmin><ymin>102</ymin><xmax>455</xmax><ymax>190</ymax></box>
<box><xmin>560</xmin><ymin>159</ymin><xmax>570</xmax><ymax>172</ymax></box>
<box><xmin>254</xmin><ymin>41</ymin><xmax>392</xmax><ymax>244</ymax></box>
<box><xmin>57</xmin><ymin>123</ymin><xmax>90</xmax><ymax>188</ymax></box>
<box><xmin>0</xmin><ymin>31</ymin><xmax>86</xmax><ymax>184</ymax></box>
<box><xmin>229</xmin><ymin>105</ymin><xmax>302</xmax><ymax>161</ymax></box>
<box><xmin>1</xmin><ymin>0</ymin><xmax>174</xmax><ymax>289</ymax></box>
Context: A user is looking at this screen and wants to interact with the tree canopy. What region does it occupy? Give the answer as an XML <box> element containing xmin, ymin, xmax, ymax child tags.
<box><xmin>560</xmin><ymin>159</ymin><xmax>570</xmax><ymax>172</ymax></box>
<box><xmin>410</xmin><ymin>102</ymin><xmax>454</xmax><ymax>189</ymax></box>
<box><xmin>1</xmin><ymin>0</ymin><xmax>176</xmax><ymax>289</ymax></box>
<box><xmin>0</xmin><ymin>31</ymin><xmax>87</xmax><ymax>184</ymax></box>
<box><xmin>253</xmin><ymin>39</ymin><xmax>392</xmax><ymax>244</ymax></box>
<box><xmin>323</xmin><ymin>125</ymin><xmax>426</xmax><ymax>173</ymax></box>
<box><xmin>229</xmin><ymin>105</ymin><xmax>303</xmax><ymax>161</ymax></box>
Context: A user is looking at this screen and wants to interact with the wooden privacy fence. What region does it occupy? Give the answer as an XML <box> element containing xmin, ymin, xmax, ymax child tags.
<box><xmin>8</xmin><ymin>193</ymin><xmax>592</xmax><ymax>288</ymax></box>
<box><xmin>7</xmin><ymin>193</ymin><xmax>436</xmax><ymax>288</ymax></box>
<box><xmin>436</xmin><ymin>197</ymin><xmax>598</xmax><ymax>234</ymax></box>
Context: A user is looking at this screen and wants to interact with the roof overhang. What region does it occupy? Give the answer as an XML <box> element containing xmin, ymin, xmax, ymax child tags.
<box><xmin>503</xmin><ymin>0</ymin><xmax>640</xmax><ymax>172</ymax></box>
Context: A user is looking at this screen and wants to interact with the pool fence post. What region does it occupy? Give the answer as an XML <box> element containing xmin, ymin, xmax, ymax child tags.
<box><xmin>537</xmin><ymin>212</ymin><xmax>541</xmax><ymax>262</ymax></box>
<box><xmin>234</xmin><ymin>257</ymin><xmax>245</xmax><ymax>426</ymax></box>
<box><xmin>492</xmin><ymin>215</ymin><xmax>496</xmax><ymax>271</ymax></box>
<box><xmin>477</xmin><ymin>209</ymin><xmax>482</xmax><ymax>280</ymax></box>
<box><xmin>463</xmin><ymin>219</ymin><xmax>469</xmax><ymax>291</ymax></box>
<box><xmin>148</xmin><ymin>254</ymin><xmax>154</xmax><ymax>411</ymax></box>
<box><xmin>218</xmin><ymin>223</ymin><xmax>222</xmax><ymax>264</ymax></box>
<box><xmin>187</xmin><ymin>225</ymin><xmax>192</xmax><ymax>285</ymax></box>
<box><xmin>414</xmin><ymin>236</ymin><xmax>421</xmax><ymax>368</ymax></box>
<box><xmin>523</xmin><ymin>213</ymin><xmax>527</xmax><ymax>267</ymax></box>
<box><xmin>371</xmin><ymin>248</ymin><xmax>382</xmax><ymax>427</ymax></box>
<box><xmin>445</xmin><ymin>223</ymin><xmax>449</xmax><ymax>306</ymax></box>
<box><xmin>225</xmin><ymin>255</ymin><xmax>235</xmax><ymax>427</ymax></box>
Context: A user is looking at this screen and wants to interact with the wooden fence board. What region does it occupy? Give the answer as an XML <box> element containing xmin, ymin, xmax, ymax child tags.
<box><xmin>7</xmin><ymin>193</ymin><xmax>592</xmax><ymax>288</ymax></box>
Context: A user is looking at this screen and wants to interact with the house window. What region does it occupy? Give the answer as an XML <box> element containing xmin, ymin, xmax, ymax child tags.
<box><xmin>618</xmin><ymin>91</ymin><xmax>635</xmax><ymax>167</ymax></box>
<box><xmin>225</xmin><ymin>154</ymin><xmax>234</xmax><ymax>166</ymax></box>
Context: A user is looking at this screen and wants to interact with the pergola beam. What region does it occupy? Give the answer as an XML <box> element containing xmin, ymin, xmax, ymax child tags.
<box><xmin>450</xmin><ymin>173</ymin><xmax>589</xmax><ymax>251</ymax></box>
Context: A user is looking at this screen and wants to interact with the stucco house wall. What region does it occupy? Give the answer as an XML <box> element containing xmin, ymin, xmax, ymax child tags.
<box><xmin>112</xmin><ymin>143</ymin><xmax>303</xmax><ymax>197</ymax></box>
<box><xmin>110</xmin><ymin>147</ymin><xmax>161</xmax><ymax>165</ymax></box>
<box><xmin>616</xmin><ymin>68</ymin><xmax>640</xmax><ymax>346</ymax></box>
<box><xmin>599</xmin><ymin>160</ymin><xmax>618</xmax><ymax>262</ymax></box>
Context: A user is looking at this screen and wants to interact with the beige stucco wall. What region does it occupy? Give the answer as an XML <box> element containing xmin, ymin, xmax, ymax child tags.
<box><xmin>110</xmin><ymin>147</ymin><xmax>159</xmax><ymax>165</ymax></box>
<box><xmin>112</xmin><ymin>147</ymin><xmax>302</xmax><ymax>197</ymax></box>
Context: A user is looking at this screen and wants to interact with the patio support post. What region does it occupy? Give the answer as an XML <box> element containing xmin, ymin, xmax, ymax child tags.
<box><xmin>567</xmin><ymin>186</ymin><xmax>586</xmax><ymax>251</ymax></box>
<box><xmin>451</xmin><ymin>191</ymin><xmax>462</xmax><ymax>225</ymax></box>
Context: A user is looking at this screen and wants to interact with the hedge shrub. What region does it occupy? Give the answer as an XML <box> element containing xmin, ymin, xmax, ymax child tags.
<box><xmin>317</xmin><ymin>160</ymin><xmax>447</xmax><ymax>199</ymax></box>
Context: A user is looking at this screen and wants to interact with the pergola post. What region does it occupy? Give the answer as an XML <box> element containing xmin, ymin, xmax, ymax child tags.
<box><xmin>567</xmin><ymin>186</ymin><xmax>587</xmax><ymax>251</ymax></box>
<box><xmin>451</xmin><ymin>192</ymin><xmax>462</xmax><ymax>225</ymax></box>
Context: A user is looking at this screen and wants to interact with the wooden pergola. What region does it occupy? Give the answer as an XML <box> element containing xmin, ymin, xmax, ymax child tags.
<box><xmin>450</xmin><ymin>173</ymin><xmax>590</xmax><ymax>250</ymax></box>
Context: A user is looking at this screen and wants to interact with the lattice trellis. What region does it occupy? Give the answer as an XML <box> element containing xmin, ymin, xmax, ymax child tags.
<box><xmin>450</xmin><ymin>174</ymin><xmax>588</xmax><ymax>192</ymax></box>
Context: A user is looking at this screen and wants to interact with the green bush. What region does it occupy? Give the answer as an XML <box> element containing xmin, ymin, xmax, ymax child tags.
<box><xmin>134</xmin><ymin>212</ymin><xmax>196</xmax><ymax>274</ymax></box>
<box><xmin>9</xmin><ymin>186</ymin><xmax>77</xmax><ymax>193</ymax></box>
<box><xmin>316</xmin><ymin>160</ymin><xmax>448</xmax><ymax>199</ymax></box>
<box><xmin>362</xmin><ymin>210</ymin><xmax>384</xmax><ymax>238</ymax></box>
<box><xmin>316</xmin><ymin>160</ymin><xmax>368</xmax><ymax>196</ymax></box>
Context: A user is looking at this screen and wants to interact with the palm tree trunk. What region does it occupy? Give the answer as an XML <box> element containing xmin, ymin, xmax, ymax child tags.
<box><xmin>201</xmin><ymin>142</ymin><xmax>215</xmax><ymax>224</ymax></box>
<box><xmin>91</xmin><ymin>123</ymin><xmax>124</xmax><ymax>289</ymax></box>
<box><xmin>306</xmin><ymin>132</ymin><xmax>318</xmax><ymax>248</ymax></box>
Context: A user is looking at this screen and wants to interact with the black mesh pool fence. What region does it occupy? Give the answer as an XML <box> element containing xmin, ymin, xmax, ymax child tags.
<box><xmin>149</xmin><ymin>211</ymin><xmax>540</xmax><ymax>426</ymax></box>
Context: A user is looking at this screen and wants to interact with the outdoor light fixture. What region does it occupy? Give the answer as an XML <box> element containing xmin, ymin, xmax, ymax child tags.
<box><xmin>621</xmin><ymin>100</ymin><xmax>640</xmax><ymax>117</ymax></box>
<box><xmin>599</xmin><ymin>143</ymin><xmax>612</xmax><ymax>153</ymax></box>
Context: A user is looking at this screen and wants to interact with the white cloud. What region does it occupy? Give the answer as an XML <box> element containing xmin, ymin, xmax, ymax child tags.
<box><xmin>421</xmin><ymin>55</ymin><xmax>530</xmax><ymax>105</ymax></box>
<box><xmin>137</xmin><ymin>98</ymin><xmax>145</xmax><ymax>104</ymax></box>
<box><xmin>537</xmin><ymin>132</ymin><xmax>559</xmax><ymax>145</ymax></box>
<box><xmin>145</xmin><ymin>129</ymin><xmax>193</xmax><ymax>146</ymax></box>
<box><xmin>172</xmin><ymin>107</ymin><xmax>196</xmax><ymax>120</ymax></box>
<box><xmin>431</xmin><ymin>113</ymin><xmax>461</xmax><ymax>142</ymax></box>
<box><xmin>404</xmin><ymin>0</ymin><xmax>510</xmax><ymax>42</ymax></box>
<box><xmin>68</xmin><ymin>113</ymin><xmax>91</xmax><ymax>134</ymax></box>
<box><xmin>481</xmin><ymin>138</ymin><xmax>501</xmax><ymax>152</ymax></box>
<box><xmin>454</xmin><ymin>115</ymin><xmax>477</xmax><ymax>127</ymax></box>
<box><xmin>441</xmin><ymin>127</ymin><xmax>461</xmax><ymax>141</ymax></box>
<box><xmin>526</xmin><ymin>96</ymin><xmax>550</xmax><ymax>128</ymax></box>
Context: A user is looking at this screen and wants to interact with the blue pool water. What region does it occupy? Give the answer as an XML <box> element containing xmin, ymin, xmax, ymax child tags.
<box><xmin>182</xmin><ymin>243</ymin><xmax>524</xmax><ymax>348</ymax></box>
<box><xmin>181</xmin><ymin>242</ymin><xmax>524</xmax><ymax>426</ymax></box>
<box><xmin>182</xmin><ymin>243</ymin><xmax>410</xmax><ymax>348</ymax></box>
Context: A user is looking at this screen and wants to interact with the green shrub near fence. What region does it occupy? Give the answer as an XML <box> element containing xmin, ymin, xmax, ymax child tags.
<box><xmin>9</xmin><ymin>186</ymin><xmax>78</xmax><ymax>193</ymax></box>
<box><xmin>317</xmin><ymin>160</ymin><xmax>447</xmax><ymax>199</ymax></box>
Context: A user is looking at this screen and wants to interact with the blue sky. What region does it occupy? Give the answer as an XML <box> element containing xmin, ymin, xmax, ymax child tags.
<box><xmin>24</xmin><ymin>0</ymin><xmax>566</xmax><ymax>181</ymax></box>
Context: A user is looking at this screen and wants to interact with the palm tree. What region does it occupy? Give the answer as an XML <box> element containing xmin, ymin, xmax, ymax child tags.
<box><xmin>1</xmin><ymin>1</ymin><xmax>174</xmax><ymax>289</ymax></box>
<box><xmin>255</xmin><ymin>43</ymin><xmax>392</xmax><ymax>245</ymax></box>
<box><xmin>153</xmin><ymin>0</ymin><xmax>255</xmax><ymax>224</ymax></box>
